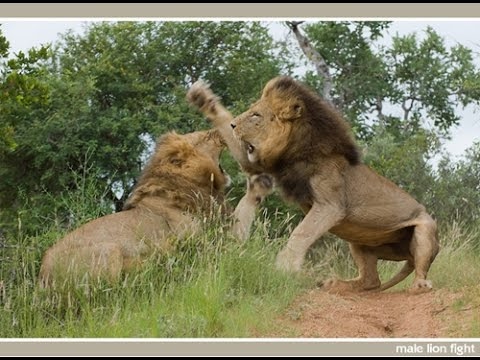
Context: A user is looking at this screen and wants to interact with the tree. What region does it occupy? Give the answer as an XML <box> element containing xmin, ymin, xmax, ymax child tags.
<box><xmin>434</xmin><ymin>142</ymin><xmax>480</xmax><ymax>223</ymax></box>
<box><xmin>0</xmin><ymin>26</ymin><xmax>51</xmax><ymax>157</ymax></box>
<box><xmin>0</xmin><ymin>26</ymin><xmax>15</xmax><ymax>155</ymax></box>
<box><xmin>0</xmin><ymin>28</ymin><xmax>52</xmax><ymax>232</ymax></box>
<box><xmin>54</xmin><ymin>21</ymin><xmax>284</xmax><ymax>209</ymax></box>
<box><xmin>0</xmin><ymin>21</ymin><xmax>284</xmax><ymax>235</ymax></box>
<box><xmin>287</xmin><ymin>21</ymin><xmax>480</xmax><ymax>139</ymax></box>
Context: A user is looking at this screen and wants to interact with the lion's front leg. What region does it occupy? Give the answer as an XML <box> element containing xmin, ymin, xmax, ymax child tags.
<box><xmin>187</xmin><ymin>81</ymin><xmax>254</xmax><ymax>172</ymax></box>
<box><xmin>187</xmin><ymin>80</ymin><xmax>233</xmax><ymax>127</ymax></box>
<box><xmin>276</xmin><ymin>204</ymin><xmax>344</xmax><ymax>272</ymax></box>
<box><xmin>231</xmin><ymin>174</ymin><xmax>273</xmax><ymax>241</ymax></box>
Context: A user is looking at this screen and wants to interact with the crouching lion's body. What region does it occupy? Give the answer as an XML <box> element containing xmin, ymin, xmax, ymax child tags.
<box><xmin>187</xmin><ymin>77</ymin><xmax>439</xmax><ymax>293</ymax></box>
<box><xmin>39</xmin><ymin>130</ymin><xmax>271</xmax><ymax>287</ymax></box>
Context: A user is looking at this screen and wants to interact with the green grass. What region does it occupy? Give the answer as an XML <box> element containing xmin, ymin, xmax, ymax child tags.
<box><xmin>0</xmin><ymin>171</ymin><xmax>308</xmax><ymax>338</ymax></box>
<box><xmin>0</xmin><ymin>214</ymin><xmax>311</xmax><ymax>337</ymax></box>
<box><xmin>2</xmin><ymin>175</ymin><xmax>479</xmax><ymax>337</ymax></box>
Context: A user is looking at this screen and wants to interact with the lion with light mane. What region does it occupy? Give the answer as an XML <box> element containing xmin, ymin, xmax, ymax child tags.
<box><xmin>39</xmin><ymin>129</ymin><xmax>272</xmax><ymax>287</ymax></box>
<box><xmin>187</xmin><ymin>76</ymin><xmax>439</xmax><ymax>293</ymax></box>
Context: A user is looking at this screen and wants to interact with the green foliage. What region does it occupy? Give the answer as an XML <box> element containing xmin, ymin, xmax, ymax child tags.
<box><xmin>0</xmin><ymin>26</ymin><xmax>9</xmax><ymax>58</ymax></box>
<box><xmin>0</xmin><ymin>21</ymin><xmax>282</xmax><ymax>234</ymax></box>
<box><xmin>0</xmin><ymin>26</ymin><xmax>51</xmax><ymax>156</ymax></box>
<box><xmin>0</xmin><ymin>42</ymin><xmax>53</xmax><ymax>233</ymax></box>
<box><xmin>434</xmin><ymin>142</ymin><xmax>480</xmax><ymax>223</ymax></box>
<box><xmin>388</xmin><ymin>27</ymin><xmax>480</xmax><ymax>131</ymax></box>
<box><xmin>303</xmin><ymin>22</ymin><xmax>393</xmax><ymax>133</ymax></box>
<box><xmin>0</xmin><ymin>27</ymin><xmax>14</xmax><ymax>153</ymax></box>
<box><xmin>362</xmin><ymin>127</ymin><xmax>439</xmax><ymax>209</ymax></box>
<box><xmin>302</xmin><ymin>22</ymin><xmax>480</xmax><ymax>138</ymax></box>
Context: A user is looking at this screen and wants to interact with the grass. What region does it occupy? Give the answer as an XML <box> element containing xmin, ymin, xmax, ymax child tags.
<box><xmin>0</xmin><ymin>210</ymin><xmax>311</xmax><ymax>338</ymax></box>
<box><xmin>1</xmin><ymin>175</ymin><xmax>479</xmax><ymax>337</ymax></box>
<box><xmin>436</xmin><ymin>223</ymin><xmax>480</xmax><ymax>338</ymax></box>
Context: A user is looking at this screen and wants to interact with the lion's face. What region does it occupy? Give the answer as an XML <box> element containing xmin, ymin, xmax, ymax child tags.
<box><xmin>183</xmin><ymin>129</ymin><xmax>225</xmax><ymax>169</ymax></box>
<box><xmin>160</xmin><ymin>130</ymin><xmax>230</xmax><ymax>192</ymax></box>
<box><xmin>231</xmin><ymin>100</ymin><xmax>294</xmax><ymax>169</ymax></box>
<box><xmin>123</xmin><ymin>128</ymin><xmax>232</xmax><ymax>212</ymax></box>
<box><xmin>230</xmin><ymin>77</ymin><xmax>308</xmax><ymax>170</ymax></box>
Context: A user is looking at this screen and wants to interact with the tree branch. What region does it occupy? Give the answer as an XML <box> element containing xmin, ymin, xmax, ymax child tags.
<box><xmin>286</xmin><ymin>21</ymin><xmax>333</xmax><ymax>104</ymax></box>
<box><xmin>401</xmin><ymin>97</ymin><xmax>416</xmax><ymax>121</ymax></box>
<box><xmin>375</xmin><ymin>96</ymin><xmax>386</xmax><ymax>125</ymax></box>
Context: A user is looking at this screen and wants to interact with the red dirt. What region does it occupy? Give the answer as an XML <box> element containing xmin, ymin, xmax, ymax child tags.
<box><xmin>270</xmin><ymin>288</ymin><xmax>476</xmax><ymax>338</ymax></box>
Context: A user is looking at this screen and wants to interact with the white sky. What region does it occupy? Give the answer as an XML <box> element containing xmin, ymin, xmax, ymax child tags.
<box><xmin>1</xmin><ymin>20</ymin><xmax>479</xmax><ymax>160</ymax></box>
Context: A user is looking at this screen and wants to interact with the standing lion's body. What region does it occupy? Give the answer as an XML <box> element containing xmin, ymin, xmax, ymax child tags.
<box><xmin>39</xmin><ymin>130</ymin><xmax>271</xmax><ymax>287</ymax></box>
<box><xmin>330</xmin><ymin>164</ymin><xmax>421</xmax><ymax>246</ymax></box>
<box><xmin>187</xmin><ymin>77</ymin><xmax>439</xmax><ymax>293</ymax></box>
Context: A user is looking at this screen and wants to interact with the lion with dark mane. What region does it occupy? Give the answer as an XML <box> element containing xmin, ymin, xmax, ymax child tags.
<box><xmin>187</xmin><ymin>76</ymin><xmax>439</xmax><ymax>293</ymax></box>
<box><xmin>39</xmin><ymin>130</ymin><xmax>272</xmax><ymax>287</ymax></box>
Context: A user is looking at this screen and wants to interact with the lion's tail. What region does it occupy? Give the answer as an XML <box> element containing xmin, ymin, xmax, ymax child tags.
<box><xmin>379</xmin><ymin>260</ymin><xmax>414</xmax><ymax>291</ymax></box>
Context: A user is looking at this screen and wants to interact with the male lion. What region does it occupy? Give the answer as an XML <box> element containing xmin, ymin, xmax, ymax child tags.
<box><xmin>39</xmin><ymin>130</ymin><xmax>272</xmax><ymax>287</ymax></box>
<box><xmin>187</xmin><ymin>77</ymin><xmax>440</xmax><ymax>293</ymax></box>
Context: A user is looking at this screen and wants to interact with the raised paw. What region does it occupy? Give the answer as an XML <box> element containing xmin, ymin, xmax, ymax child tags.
<box><xmin>187</xmin><ymin>80</ymin><xmax>219</xmax><ymax>113</ymax></box>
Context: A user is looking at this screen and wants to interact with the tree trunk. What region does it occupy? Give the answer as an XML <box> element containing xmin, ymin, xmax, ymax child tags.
<box><xmin>286</xmin><ymin>21</ymin><xmax>333</xmax><ymax>105</ymax></box>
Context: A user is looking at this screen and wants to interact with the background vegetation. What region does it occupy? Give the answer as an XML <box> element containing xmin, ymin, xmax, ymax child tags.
<box><xmin>1</xmin><ymin>21</ymin><xmax>479</xmax><ymax>337</ymax></box>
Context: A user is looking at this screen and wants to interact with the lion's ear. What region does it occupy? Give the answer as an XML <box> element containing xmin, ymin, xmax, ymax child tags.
<box><xmin>277</xmin><ymin>100</ymin><xmax>304</xmax><ymax>121</ymax></box>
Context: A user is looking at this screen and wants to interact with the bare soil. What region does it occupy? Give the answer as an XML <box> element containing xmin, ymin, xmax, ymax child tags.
<box><xmin>270</xmin><ymin>287</ymin><xmax>477</xmax><ymax>338</ymax></box>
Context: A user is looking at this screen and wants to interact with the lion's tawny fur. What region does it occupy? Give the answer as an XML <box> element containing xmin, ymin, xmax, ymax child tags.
<box><xmin>39</xmin><ymin>130</ymin><xmax>271</xmax><ymax>288</ymax></box>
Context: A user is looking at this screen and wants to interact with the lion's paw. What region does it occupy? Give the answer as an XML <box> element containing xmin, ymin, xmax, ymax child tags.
<box><xmin>319</xmin><ymin>278</ymin><xmax>368</xmax><ymax>294</ymax></box>
<box><xmin>187</xmin><ymin>80</ymin><xmax>219</xmax><ymax>113</ymax></box>
<box><xmin>408</xmin><ymin>279</ymin><xmax>433</xmax><ymax>294</ymax></box>
<box><xmin>275</xmin><ymin>248</ymin><xmax>302</xmax><ymax>273</ymax></box>
<box><xmin>248</xmin><ymin>174</ymin><xmax>274</xmax><ymax>204</ymax></box>
<box><xmin>318</xmin><ymin>278</ymin><xmax>338</xmax><ymax>290</ymax></box>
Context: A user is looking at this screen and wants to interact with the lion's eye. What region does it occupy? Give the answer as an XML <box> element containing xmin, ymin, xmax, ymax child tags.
<box><xmin>251</xmin><ymin>112</ymin><xmax>261</xmax><ymax>118</ymax></box>
<box><xmin>247</xmin><ymin>144</ymin><xmax>255</xmax><ymax>154</ymax></box>
<box><xmin>170</xmin><ymin>158</ymin><xmax>184</xmax><ymax>166</ymax></box>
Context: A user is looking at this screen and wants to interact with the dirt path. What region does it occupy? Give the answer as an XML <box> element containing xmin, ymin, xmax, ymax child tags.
<box><xmin>271</xmin><ymin>288</ymin><xmax>476</xmax><ymax>338</ymax></box>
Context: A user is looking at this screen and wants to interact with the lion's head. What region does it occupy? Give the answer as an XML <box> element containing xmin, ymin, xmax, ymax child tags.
<box><xmin>231</xmin><ymin>76</ymin><xmax>360</xmax><ymax>172</ymax></box>
<box><xmin>123</xmin><ymin>129</ymin><xmax>229</xmax><ymax>212</ymax></box>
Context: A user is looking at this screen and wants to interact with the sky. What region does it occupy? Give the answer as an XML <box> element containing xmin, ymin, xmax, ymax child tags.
<box><xmin>1</xmin><ymin>19</ymin><xmax>479</xmax><ymax>160</ymax></box>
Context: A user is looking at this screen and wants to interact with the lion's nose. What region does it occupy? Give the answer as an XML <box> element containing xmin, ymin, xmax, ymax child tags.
<box><xmin>231</xmin><ymin>123</ymin><xmax>236</xmax><ymax>129</ymax></box>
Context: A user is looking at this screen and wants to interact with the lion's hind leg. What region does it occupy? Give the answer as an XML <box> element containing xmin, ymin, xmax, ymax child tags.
<box><xmin>409</xmin><ymin>213</ymin><xmax>439</xmax><ymax>293</ymax></box>
<box><xmin>38</xmin><ymin>243</ymin><xmax>124</xmax><ymax>288</ymax></box>
<box><xmin>322</xmin><ymin>244</ymin><xmax>381</xmax><ymax>293</ymax></box>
